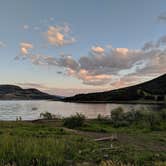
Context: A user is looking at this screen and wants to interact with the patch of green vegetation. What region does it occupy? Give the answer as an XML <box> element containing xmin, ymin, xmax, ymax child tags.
<box><xmin>0</xmin><ymin>122</ymin><xmax>102</xmax><ymax>165</ymax></box>
<box><xmin>0</xmin><ymin>108</ymin><xmax>165</xmax><ymax>165</ymax></box>
<box><xmin>80</xmin><ymin>108</ymin><xmax>166</xmax><ymax>133</ymax></box>
<box><xmin>63</xmin><ymin>113</ymin><xmax>85</xmax><ymax>129</ymax></box>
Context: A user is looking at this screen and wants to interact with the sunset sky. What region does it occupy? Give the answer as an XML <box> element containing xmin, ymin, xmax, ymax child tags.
<box><xmin>0</xmin><ymin>0</ymin><xmax>166</xmax><ymax>96</ymax></box>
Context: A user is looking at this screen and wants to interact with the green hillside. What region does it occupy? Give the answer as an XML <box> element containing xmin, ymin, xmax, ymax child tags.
<box><xmin>64</xmin><ymin>74</ymin><xmax>166</xmax><ymax>102</ymax></box>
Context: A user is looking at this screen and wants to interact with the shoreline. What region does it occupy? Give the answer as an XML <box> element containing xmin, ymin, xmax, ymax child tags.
<box><xmin>64</xmin><ymin>100</ymin><xmax>166</xmax><ymax>105</ymax></box>
<box><xmin>0</xmin><ymin>99</ymin><xmax>165</xmax><ymax>105</ymax></box>
<box><xmin>0</xmin><ymin>111</ymin><xmax>165</xmax><ymax>165</ymax></box>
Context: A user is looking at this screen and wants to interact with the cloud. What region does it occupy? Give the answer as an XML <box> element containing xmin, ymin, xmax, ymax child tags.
<box><xmin>23</xmin><ymin>24</ymin><xmax>41</xmax><ymax>31</ymax></box>
<box><xmin>46</xmin><ymin>24</ymin><xmax>76</xmax><ymax>46</ymax></box>
<box><xmin>110</xmin><ymin>75</ymin><xmax>155</xmax><ymax>90</ymax></box>
<box><xmin>29</xmin><ymin>54</ymin><xmax>55</xmax><ymax>65</ymax></box>
<box><xmin>49</xmin><ymin>17</ymin><xmax>55</xmax><ymax>21</ymax></box>
<box><xmin>23</xmin><ymin>25</ymin><xmax>29</xmax><ymax>30</ymax></box>
<box><xmin>34</xmin><ymin>26</ymin><xmax>40</xmax><ymax>31</ymax></box>
<box><xmin>27</xmin><ymin>54</ymin><xmax>79</xmax><ymax>71</ymax></box>
<box><xmin>17</xmin><ymin>14</ymin><xmax>166</xmax><ymax>90</ymax></box>
<box><xmin>142</xmin><ymin>41</ymin><xmax>156</xmax><ymax>51</ymax></box>
<box><xmin>67</xmin><ymin>68</ymin><xmax>112</xmax><ymax>86</ymax></box>
<box><xmin>0</xmin><ymin>41</ymin><xmax>6</xmax><ymax>48</ymax></box>
<box><xmin>142</xmin><ymin>35</ymin><xmax>166</xmax><ymax>50</ymax></box>
<box><xmin>79</xmin><ymin>47</ymin><xmax>143</xmax><ymax>74</ymax></box>
<box><xmin>20</xmin><ymin>42</ymin><xmax>33</xmax><ymax>56</ymax></box>
<box><xmin>91</xmin><ymin>46</ymin><xmax>105</xmax><ymax>54</ymax></box>
<box><xmin>17</xmin><ymin>38</ymin><xmax>166</xmax><ymax>88</ymax></box>
<box><xmin>57</xmin><ymin>55</ymin><xmax>79</xmax><ymax>70</ymax></box>
<box><xmin>115</xmin><ymin>48</ymin><xmax>129</xmax><ymax>55</ymax></box>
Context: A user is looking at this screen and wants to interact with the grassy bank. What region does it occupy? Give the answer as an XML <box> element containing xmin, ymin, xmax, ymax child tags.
<box><xmin>0</xmin><ymin>108</ymin><xmax>166</xmax><ymax>165</ymax></box>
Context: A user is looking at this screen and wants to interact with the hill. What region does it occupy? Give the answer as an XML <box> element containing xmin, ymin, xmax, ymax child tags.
<box><xmin>64</xmin><ymin>74</ymin><xmax>166</xmax><ymax>103</ymax></box>
<box><xmin>0</xmin><ymin>85</ymin><xmax>60</xmax><ymax>100</ymax></box>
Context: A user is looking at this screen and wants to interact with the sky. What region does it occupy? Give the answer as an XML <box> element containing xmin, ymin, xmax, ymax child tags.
<box><xmin>0</xmin><ymin>0</ymin><xmax>166</xmax><ymax>96</ymax></box>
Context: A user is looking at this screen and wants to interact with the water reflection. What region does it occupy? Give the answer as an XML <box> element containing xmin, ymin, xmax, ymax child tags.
<box><xmin>0</xmin><ymin>100</ymin><xmax>163</xmax><ymax>120</ymax></box>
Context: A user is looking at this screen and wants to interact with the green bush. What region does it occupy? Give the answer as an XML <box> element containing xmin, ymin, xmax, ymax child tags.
<box><xmin>40</xmin><ymin>112</ymin><xmax>54</xmax><ymax>120</ymax></box>
<box><xmin>140</xmin><ymin>111</ymin><xmax>161</xmax><ymax>130</ymax></box>
<box><xmin>110</xmin><ymin>107</ymin><xmax>128</xmax><ymax>127</ymax></box>
<box><xmin>110</xmin><ymin>107</ymin><xmax>166</xmax><ymax>130</ymax></box>
<box><xmin>124</xmin><ymin>110</ymin><xmax>137</xmax><ymax>122</ymax></box>
<box><xmin>159</xmin><ymin>109</ymin><xmax>166</xmax><ymax>120</ymax></box>
<box><xmin>111</xmin><ymin>107</ymin><xmax>124</xmax><ymax>121</ymax></box>
<box><xmin>97</xmin><ymin>114</ymin><xmax>109</xmax><ymax>121</ymax></box>
<box><xmin>63</xmin><ymin>113</ymin><xmax>85</xmax><ymax>129</ymax></box>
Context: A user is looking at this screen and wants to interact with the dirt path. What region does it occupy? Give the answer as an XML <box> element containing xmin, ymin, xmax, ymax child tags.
<box><xmin>62</xmin><ymin>127</ymin><xmax>113</xmax><ymax>139</ymax></box>
<box><xmin>31</xmin><ymin>119</ymin><xmax>166</xmax><ymax>152</ymax></box>
<box><xmin>62</xmin><ymin>127</ymin><xmax>166</xmax><ymax>152</ymax></box>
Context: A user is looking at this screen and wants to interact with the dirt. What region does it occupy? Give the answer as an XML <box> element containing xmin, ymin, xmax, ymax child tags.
<box><xmin>31</xmin><ymin>119</ymin><xmax>166</xmax><ymax>152</ymax></box>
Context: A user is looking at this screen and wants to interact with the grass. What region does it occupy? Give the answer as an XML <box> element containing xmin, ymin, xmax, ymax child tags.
<box><xmin>0</xmin><ymin>108</ymin><xmax>165</xmax><ymax>165</ymax></box>
<box><xmin>0</xmin><ymin>122</ymin><xmax>102</xmax><ymax>166</ymax></box>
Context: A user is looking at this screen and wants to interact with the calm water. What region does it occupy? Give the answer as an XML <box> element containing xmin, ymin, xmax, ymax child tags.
<box><xmin>0</xmin><ymin>100</ymin><xmax>163</xmax><ymax>120</ymax></box>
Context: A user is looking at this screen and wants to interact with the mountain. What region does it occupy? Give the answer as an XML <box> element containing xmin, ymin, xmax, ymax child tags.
<box><xmin>64</xmin><ymin>74</ymin><xmax>166</xmax><ymax>103</ymax></box>
<box><xmin>0</xmin><ymin>85</ymin><xmax>60</xmax><ymax>100</ymax></box>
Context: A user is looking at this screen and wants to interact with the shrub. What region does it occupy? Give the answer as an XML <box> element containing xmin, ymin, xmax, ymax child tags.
<box><xmin>63</xmin><ymin>113</ymin><xmax>85</xmax><ymax>129</ymax></box>
<box><xmin>97</xmin><ymin>114</ymin><xmax>109</xmax><ymax>121</ymax></box>
<box><xmin>123</xmin><ymin>110</ymin><xmax>137</xmax><ymax>122</ymax></box>
<box><xmin>97</xmin><ymin>114</ymin><xmax>103</xmax><ymax>121</ymax></box>
<box><xmin>110</xmin><ymin>107</ymin><xmax>129</xmax><ymax>127</ymax></box>
<box><xmin>111</xmin><ymin>107</ymin><xmax>124</xmax><ymax>121</ymax></box>
<box><xmin>40</xmin><ymin>112</ymin><xmax>54</xmax><ymax>120</ymax></box>
<box><xmin>159</xmin><ymin>109</ymin><xmax>166</xmax><ymax>120</ymax></box>
<box><xmin>110</xmin><ymin>107</ymin><xmax>165</xmax><ymax>129</ymax></box>
<box><xmin>140</xmin><ymin>111</ymin><xmax>160</xmax><ymax>130</ymax></box>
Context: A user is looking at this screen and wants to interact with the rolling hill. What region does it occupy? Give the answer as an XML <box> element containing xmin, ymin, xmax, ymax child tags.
<box><xmin>64</xmin><ymin>74</ymin><xmax>166</xmax><ymax>103</ymax></box>
<box><xmin>0</xmin><ymin>85</ymin><xmax>60</xmax><ymax>100</ymax></box>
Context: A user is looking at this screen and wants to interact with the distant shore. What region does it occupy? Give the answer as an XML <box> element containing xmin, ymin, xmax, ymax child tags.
<box><xmin>64</xmin><ymin>100</ymin><xmax>166</xmax><ymax>105</ymax></box>
<box><xmin>0</xmin><ymin>99</ymin><xmax>165</xmax><ymax>105</ymax></box>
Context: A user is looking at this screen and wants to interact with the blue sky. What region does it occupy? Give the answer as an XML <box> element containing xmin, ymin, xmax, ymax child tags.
<box><xmin>0</xmin><ymin>0</ymin><xmax>166</xmax><ymax>96</ymax></box>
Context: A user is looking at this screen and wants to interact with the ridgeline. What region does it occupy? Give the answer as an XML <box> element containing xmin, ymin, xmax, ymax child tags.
<box><xmin>64</xmin><ymin>74</ymin><xmax>166</xmax><ymax>103</ymax></box>
<box><xmin>0</xmin><ymin>85</ymin><xmax>60</xmax><ymax>100</ymax></box>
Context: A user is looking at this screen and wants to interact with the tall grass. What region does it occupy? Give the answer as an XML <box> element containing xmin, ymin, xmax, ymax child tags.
<box><xmin>0</xmin><ymin>135</ymin><xmax>65</xmax><ymax>165</ymax></box>
<box><xmin>0</xmin><ymin>122</ymin><xmax>100</xmax><ymax>166</ymax></box>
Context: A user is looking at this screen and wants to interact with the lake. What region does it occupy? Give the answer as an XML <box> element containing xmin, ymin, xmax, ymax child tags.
<box><xmin>0</xmin><ymin>100</ymin><xmax>164</xmax><ymax>120</ymax></box>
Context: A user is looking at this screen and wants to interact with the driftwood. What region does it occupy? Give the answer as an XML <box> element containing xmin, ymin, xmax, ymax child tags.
<box><xmin>94</xmin><ymin>134</ymin><xmax>118</xmax><ymax>142</ymax></box>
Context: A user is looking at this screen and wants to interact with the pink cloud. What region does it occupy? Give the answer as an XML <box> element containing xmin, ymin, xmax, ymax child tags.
<box><xmin>46</xmin><ymin>25</ymin><xmax>76</xmax><ymax>46</ymax></box>
<box><xmin>20</xmin><ymin>42</ymin><xmax>33</xmax><ymax>55</ymax></box>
